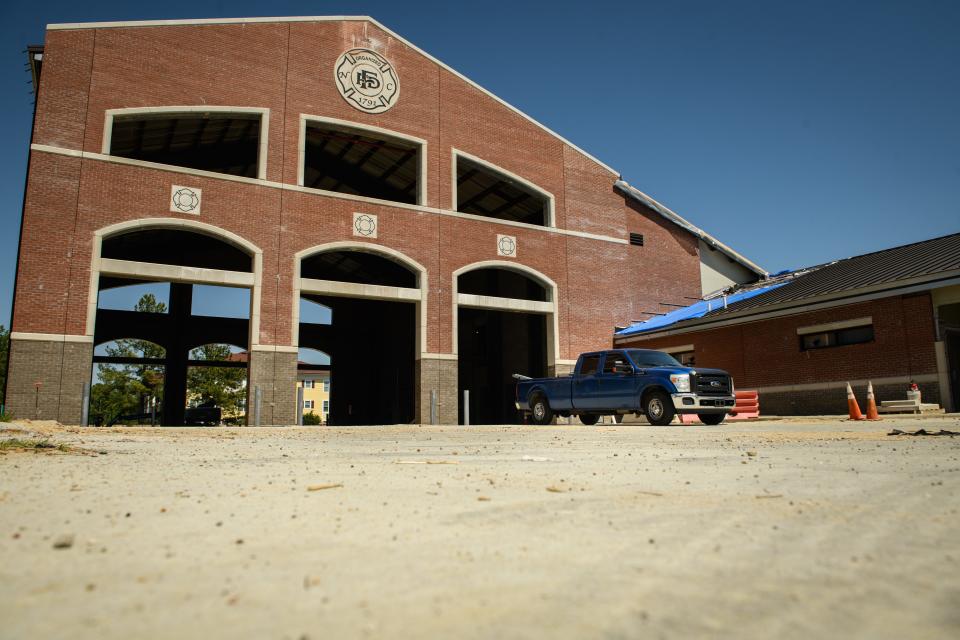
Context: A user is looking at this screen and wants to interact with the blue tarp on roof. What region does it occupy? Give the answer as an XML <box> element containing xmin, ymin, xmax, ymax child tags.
<box><xmin>615</xmin><ymin>283</ymin><xmax>786</xmax><ymax>337</ymax></box>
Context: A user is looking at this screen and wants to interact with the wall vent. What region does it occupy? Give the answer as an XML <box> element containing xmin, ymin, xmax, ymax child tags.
<box><xmin>629</xmin><ymin>233</ymin><xmax>644</xmax><ymax>246</ymax></box>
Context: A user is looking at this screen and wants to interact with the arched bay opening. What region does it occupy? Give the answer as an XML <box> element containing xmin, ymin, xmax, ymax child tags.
<box><xmin>91</xmin><ymin>223</ymin><xmax>257</xmax><ymax>425</ymax></box>
<box><xmin>296</xmin><ymin>245</ymin><xmax>424</xmax><ymax>425</ymax></box>
<box><xmin>455</xmin><ymin>265</ymin><xmax>556</xmax><ymax>424</ymax></box>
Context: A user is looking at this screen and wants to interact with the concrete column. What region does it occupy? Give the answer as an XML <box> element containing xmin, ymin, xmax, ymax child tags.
<box><xmin>5</xmin><ymin>338</ymin><xmax>92</xmax><ymax>424</ymax></box>
<box><xmin>935</xmin><ymin>341</ymin><xmax>953</xmax><ymax>413</ymax></box>
<box><xmin>247</xmin><ymin>349</ymin><xmax>298</xmax><ymax>426</ymax></box>
<box><xmin>548</xmin><ymin>362</ymin><xmax>576</xmax><ymax>377</ymax></box>
<box><xmin>416</xmin><ymin>355</ymin><xmax>458</xmax><ymax>425</ymax></box>
<box><xmin>161</xmin><ymin>283</ymin><xmax>192</xmax><ymax>426</ymax></box>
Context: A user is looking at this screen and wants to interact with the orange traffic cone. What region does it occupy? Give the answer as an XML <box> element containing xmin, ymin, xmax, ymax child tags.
<box><xmin>865</xmin><ymin>381</ymin><xmax>882</xmax><ymax>421</ymax></box>
<box><xmin>846</xmin><ymin>382</ymin><xmax>865</xmax><ymax>421</ymax></box>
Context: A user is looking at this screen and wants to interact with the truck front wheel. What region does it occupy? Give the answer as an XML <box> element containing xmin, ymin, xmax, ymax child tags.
<box><xmin>698</xmin><ymin>413</ymin><xmax>726</xmax><ymax>426</ymax></box>
<box><xmin>530</xmin><ymin>394</ymin><xmax>553</xmax><ymax>426</ymax></box>
<box><xmin>579</xmin><ymin>413</ymin><xmax>599</xmax><ymax>426</ymax></box>
<box><xmin>644</xmin><ymin>391</ymin><xmax>676</xmax><ymax>426</ymax></box>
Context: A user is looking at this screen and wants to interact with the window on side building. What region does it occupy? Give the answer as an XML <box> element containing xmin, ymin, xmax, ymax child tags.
<box><xmin>455</xmin><ymin>153</ymin><xmax>551</xmax><ymax>226</ymax></box>
<box><xmin>302</xmin><ymin>120</ymin><xmax>422</xmax><ymax>205</ymax></box>
<box><xmin>799</xmin><ymin>323</ymin><xmax>874</xmax><ymax>351</ymax></box>
<box><xmin>108</xmin><ymin>111</ymin><xmax>263</xmax><ymax>178</ymax></box>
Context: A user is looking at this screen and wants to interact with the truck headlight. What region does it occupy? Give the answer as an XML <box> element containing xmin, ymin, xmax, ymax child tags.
<box><xmin>670</xmin><ymin>374</ymin><xmax>690</xmax><ymax>393</ymax></box>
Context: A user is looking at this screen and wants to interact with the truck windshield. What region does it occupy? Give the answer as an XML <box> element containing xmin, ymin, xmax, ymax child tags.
<box><xmin>626</xmin><ymin>350</ymin><xmax>682</xmax><ymax>368</ymax></box>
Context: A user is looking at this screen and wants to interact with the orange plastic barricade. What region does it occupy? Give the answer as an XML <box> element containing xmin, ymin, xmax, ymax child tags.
<box><xmin>728</xmin><ymin>390</ymin><xmax>760</xmax><ymax>420</ymax></box>
<box><xmin>677</xmin><ymin>390</ymin><xmax>759</xmax><ymax>424</ymax></box>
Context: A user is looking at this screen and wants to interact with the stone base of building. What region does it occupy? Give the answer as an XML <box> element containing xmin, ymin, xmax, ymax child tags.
<box><xmin>247</xmin><ymin>349</ymin><xmax>298</xmax><ymax>426</ymax></box>
<box><xmin>416</xmin><ymin>356</ymin><xmax>458</xmax><ymax>425</ymax></box>
<box><xmin>757</xmin><ymin>380</ymin><xmax>941</xmax><ymax>416</ymax></box>
<box><xmin>5</xmin><ymin>338</ymin><xmax>93</xmax><ymax>424</ymax></box>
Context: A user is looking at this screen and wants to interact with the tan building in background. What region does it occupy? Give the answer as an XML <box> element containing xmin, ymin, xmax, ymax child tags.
<box><xmin>298</xmin><ymin>368</ymin><xmax>330</xmax><ymax>423</ymax></box>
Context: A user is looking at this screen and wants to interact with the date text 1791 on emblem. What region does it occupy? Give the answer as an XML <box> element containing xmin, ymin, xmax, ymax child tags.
<box><xmin>335</xmin><ymin>48</ymin><xmax>400</xmax><ymax>114</ymax></box>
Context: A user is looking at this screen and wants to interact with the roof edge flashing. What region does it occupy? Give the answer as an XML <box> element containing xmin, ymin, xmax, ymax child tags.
<box><xmin>615</xmin><ymin>179</ymin><xmax>766</xmax><ymax>277</ymax></box>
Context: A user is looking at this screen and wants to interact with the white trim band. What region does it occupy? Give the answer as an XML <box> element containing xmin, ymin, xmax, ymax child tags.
<box><xmin>11</xmin><ymin>332</ymin><xmax>94</xmax><ymax>343</ymax></box>
<box><xmin>796</xmin><ymin>317</ymin><xmax>872</xmax><ymax>336</ymax></box>
<box><xmin>98</xmin><ymin>258</ymin><xmax>255</xmax><ymax>287</ymax></box>
<box><xmin>299</xmin><ymin>278</ymin><xmax>422</xmax><ymax>303</ymax></box>
<box><xmin>31</xmin><ymin>143</ymin><xmax>627</xmax><ymax>246</ymax></box>
<box><xmin>456</xmin><ymin>292</ymin><xmax>554</xmax><ymax>314</ymax></box>
<box><xmin>250</xmin><ymin>344</ymin><xmax>299</xmax><ymax>353</ymax></box>
<box><xmin>655</xmin><ymin>344</ymin><xmax>695</xmax><ymax>354</ymax></box>
<box><xmin>754</xmin><ymin>374</ymin><xmax>939</xmax><ymax>395</ymax></box>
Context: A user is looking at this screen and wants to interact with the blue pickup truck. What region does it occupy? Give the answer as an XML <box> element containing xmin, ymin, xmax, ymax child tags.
<box><xmin>515</xmin><ymin>349</ymin><xmax>736</xmax><ymax>426</ymax></box>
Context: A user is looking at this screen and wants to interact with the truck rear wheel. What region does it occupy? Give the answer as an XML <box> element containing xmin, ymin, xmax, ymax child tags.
<box><xmin>579</xmin><ymin>413</ymin><xmax>599</xmax><ymax>426</ymax></box>
<box><xmin>644</xmin><ymin>391</ymin><xmax>675</xmax><ymax>426</ymax></box>
<box><xmin>698</xmin><ymin>413</ymin><xmax>726</xmax><ymax>426</ymax></box>
<box><xmin>529</xmin><ymin>394</ymin><xmax>553</xmax><ymax>426</ymax></box>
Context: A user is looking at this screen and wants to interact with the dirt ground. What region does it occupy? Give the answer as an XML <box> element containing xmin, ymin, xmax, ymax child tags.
<box><xmin>2</xmin><ymin>416</ymin><xmax>959</xmax><ymax>639</ymax></box>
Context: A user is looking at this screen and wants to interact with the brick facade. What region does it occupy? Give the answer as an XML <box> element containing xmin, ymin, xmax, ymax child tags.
<box><xmin>7</xmin><ymin>18</ymin><xmax>715</xmax><ymax>424</ymax></box>
<box><xmin>620</xmin><ymin>294</ymin><xmax>943</xmax><ymax>414</ymax></box>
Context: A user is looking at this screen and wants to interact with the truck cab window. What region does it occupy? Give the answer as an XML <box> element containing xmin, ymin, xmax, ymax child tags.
<box><xmin>579</xmin><ymin>355</ymin><xmax>600</xmax><ymax>375</ymax></box>
<box><xmin>602</xmin><ymin>353</ymin><xmax>629</xmax><ymax>374</ymax></box>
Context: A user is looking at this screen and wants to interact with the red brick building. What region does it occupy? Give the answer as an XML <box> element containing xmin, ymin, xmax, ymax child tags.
<box><xmin>615</xmin><ymin>234</ymin><xmax>960</xmax><ymax>415</ymax></box>
<box><xmin>7</xmin><ymin>16</ymin><xmax>762</xmax><ymax>425</ymax></box>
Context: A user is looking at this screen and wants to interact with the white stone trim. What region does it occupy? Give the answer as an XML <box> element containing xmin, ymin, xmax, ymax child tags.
<box><xmin>250</xmin><ymin>344</ymin><xmax>299</xmax><ymax>353</ymax></box>
<box><xmin>655</xmin><ymin>344</ymin><xmax>695</xmax><ymax>354</ymax></box>
<box><xmin>298</xmin><ymin>114</ymin><xmax>427</xmax><ymax>205</ymax></box>
<box><xmin>31</xmin><ymin>144</ymin><xmax>627</xmax><ymax>246</ymax></box>
<box><xmin>11</xmin><ymin>332</ymin><xmax>94</xmax><ymax>343</ymax></box>
<box><xmin>98</xmin><ymin>258</ymin><xmax>255</xmax><ymax>287</ymax></box>
<box><xmin>102</xmin><ymin>106</ymin><xmax>270</xmax><ymax>180</ymax></box>
<box><xmin>421</xmin><ymin>352</ymin><xmax>458</xmax><ymax>361</ymax></box>
<box><xmin>796</xmin><ymin>317</ymin><xmax>872</xmax><ymax>336</ymax></box>
<box><xmin>555</xmin><ymin>359</ymin><xmax>578</xmax><ymax>366</ymax></box>
<box><xmin>753</xmin><ymin>373</ymin><xmax>938</xmax><ymax>395</ymax></box>
<box><xmin>300</xmin><ymin>278</ymin><xmax>422</xmax><ymax>303</ymax></box>
<box><xmin>45</xmin><ymin>16</ymin><xmax>619</xmax><ymax>179</ymax></box>
<box><xmin>451</xmin><ymin>260</ymin><xmax>560</xmax><ymax>369</ymax></box>
<box><xmin>456</xmin><ymin>293</ymin><xmax>553</xmax><ymax>314</ymax></box>
<box><xmin>293</xmin><ymin>241</ymin><xmax>429</xmax><ymax>357</ymax></box>
<box><xmin>451</xmin><ymin>148</ymin><xmax>555</xmax><ymax>228</ymax></box>
<box><xmin>88</xmin><ymin>218</ymin><xmax>263</xmax><ymax>351</ymax></box>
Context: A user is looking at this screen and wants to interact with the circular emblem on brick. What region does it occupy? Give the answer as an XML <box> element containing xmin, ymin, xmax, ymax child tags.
<box><xmin>171</xmin><ymin>187</ymin><xmax>200</xmax><ymax>213</ymax></box>
<box><xmin>498</xmin><ymin>235</ymin><xmax>516</xmax><ymax>256</ymax></box>
<box><xmin>334</xmin><ymin>48</ymin><xmax>400</xmax><ymax>114</ymax></box>
<box><xmin>354</xmin><ymin>214</ymin><xmax>377</xmax><ymax>237</ymax></box>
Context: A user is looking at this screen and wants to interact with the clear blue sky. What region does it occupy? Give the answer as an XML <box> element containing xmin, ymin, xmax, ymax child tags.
<box><xmin>1</xmin><ymin>0</ymin><xmax>958</xmax><ymax>328</ymax></box>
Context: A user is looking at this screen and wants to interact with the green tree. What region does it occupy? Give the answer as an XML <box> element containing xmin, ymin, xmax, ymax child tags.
<box><xmin>187</xmin><ymin>343</ymin><xmax>247</xmax><ymax>418</ymax></box>
<box><xmin>89</xmin><ymin>294</ymin><xmax>166</xmax><ymax>425</ymax></box>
